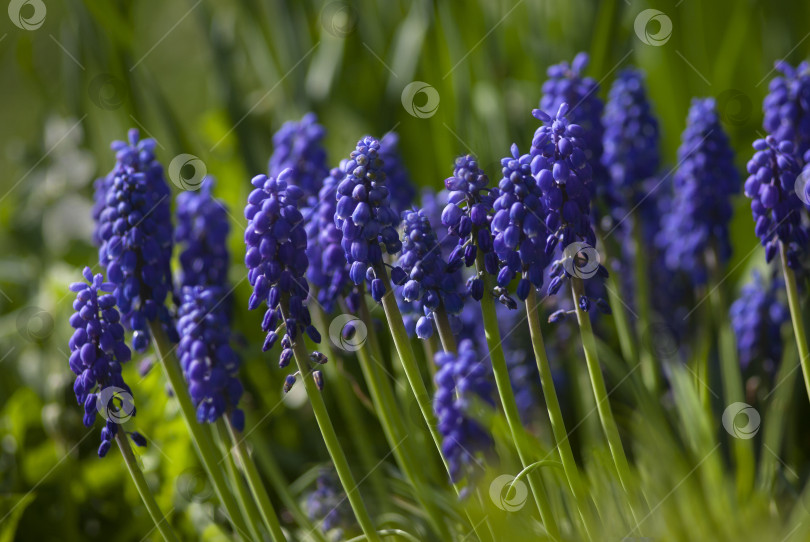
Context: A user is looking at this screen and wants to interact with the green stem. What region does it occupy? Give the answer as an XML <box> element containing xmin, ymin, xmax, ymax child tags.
<box><xmin>472</xmin><ymin>261</ymin><xmax>559</xmax><ymax>538</ymax></box>
<box><xmin>148</xmin><ymin>322</ymin><xmax>252</xmax><ymax>539</ymax></box>
<box><xmin>224</xmin><ymin>417</ymin><xmax>287</xmax><ymax>541</ymax></box>
<box><xmin>757</xmin><ymin>345</ymin><xmax>798</xmax><ymax>492</ymax></box>
<box><xmin>781</xmin><ymin>244</ymin><xmax>810</xmax><ymax>403</ymax></box>
<box><xmin>632</xmin><ymin>220</ymin><xmax>659</xmax><ymax>394</ymax></box>
<box><xmin>604</xmin><ymin>273</ymin><xmax>637</xmax><ymax>367</ymax></box>
<box><xmin>433</xmin><ymin>305</ymin><xmax>458</xmax><ymax>353</ymax></box>
<box><xmin>526</xmin><ymin>289</ymin><xmax>595</xmax><ymax>540</ymax></box>
<box><xmin>115</xmin><ymin>433</ymin><xmax>179</xmax><ymax>542</ymax></box>
<box><xmin>280</xmin><ymin>299</ymin><xmax>380</xmax><ymax>542</ymax></box>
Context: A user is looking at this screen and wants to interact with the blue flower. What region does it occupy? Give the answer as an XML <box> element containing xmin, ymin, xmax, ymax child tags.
<box><xmin>306</xmin><ymin>468</ymin><xmax>353</xmax><ymax>539</ymax></box>
<box><xmin>334</xmin><ymin>136</ymin><xmax>403</xmax><ymax>303</ymax></box>
<box><xmin>69</xmin><ymin>267</ymin><xmax>139</xmax><ymax>457</ymax></box>
<box><xmin>657</xmin><ymin>98</ymin><xmax>740</xmax><ymax>283</ymax></box>
<box><xmin>763</xmin><ymin>61</ymin><xmax>810</xmax><ymax>159</ymax></box>
<box><xmin>743</xmin><ymin>136</ymin><xmax>806</xmax><ymax>268</ymax></box>
<box><xmin>94</xmin><ymin>129</ymin><xmax>176</xmax><ymax>352</ymax></box>
<box><xmin>177</xmin><ymin>286</ymin><xmax>245</xmax><ymax>430</ymax></box>
<box><xmin>434</xmin><ymin>339</ymin><xmax>494</xmax><ymax>483</ymax></box>
<box><xmin>380</xmin><ymin>132</ymin><xmax>416</xmax><ymax>217</ymax></box>
<box><xmin>269</xmin><ymin>113</ymin><xmax>329</xmax><ymax>199</ymax></box>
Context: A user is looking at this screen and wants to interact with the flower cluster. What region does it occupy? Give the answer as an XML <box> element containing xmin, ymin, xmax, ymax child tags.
<box><xmin>743</xmin><ymin>136</ymin><xmax>806</xmax><ymax>267</ymax></box>
<box><xmin>441</xmin><ymin>154</ymin><xmax>499</xmax><ymax>300</ymax></box>
<box><xmin>658</xmin><ymin>98</ymin><xmax>739</xmax><ymax>283</ymax></box>
<box><xmin>175</xmin><ymin>179</ymin><xmax>230</xmax><ymax>288</ymax></box>
<box><xmin>177</xmin><ymin>286</ymin><xmax>245</xmax><ymax>430</ymax></box>
<box><xmin>95</xmin><ymin>129</ymin><xmax>176</xmax><ymax>352</ymax></box>
<box><xmin>730</xmin><ymin>272</ymin><xmax>788</xmax><ymax>377</ymax></box>
<box><xmin>69</xmin><ymin>267</ymin><xmax>142</xmax><ymax>457</ymax></box>
<box><xmin>763</xmin><ymin>61</ymin><xmax>810</xmax><ymax>159</ymax></box>
<box><xmin>434</xmin><ymin>339</ymin><xmax>494</xmax><ymax>483</ymax></box>
<box><xmin>398</xmin><ymin>209</ymin><xmax>463</xmax><ymax>338</ymax></box>
<box><xmin>306</xmin><ymin>469</ymin><xmax>353</xmax><ymax>540</ymax></box>
<box><xmin>380</xmin><ymin>132</ymin><xmax>416</xmax><ymax>216</ymax></box>
<box><xmin>268</xmin><ymin>113</ymin><xmax>329</xmax><ymax>199</ymax></box>
<box><xmin>334</xmin><ymin>136</ymin><xmax>403</xmax><ymax>303</ymax></box>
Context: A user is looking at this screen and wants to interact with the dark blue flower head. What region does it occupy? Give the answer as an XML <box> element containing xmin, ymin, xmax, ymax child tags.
<box><xmin>743</xmin><ymin>136</ymin><xmax>807</xmax><ymax>268</ymax></box>
<box><xmin>380</xmin><ymin>132</ymin><xmax>416</xmax><ymax>216</ymax></box>
<box><xmin>763</xmin><ymin>61</ymin><xmax>810</xmax><ymax>159</ymax></box>
<box><xmin>95</xmin><ymin>129</ymin><xmax>176</xmax><ymax>352</ymax></box>
<box><xmin>730</xmin><ymin>272</ymin><xmax>789</xmax><ymax>377</ymax></box>
<box><xmin>434</xmin><ymin>339</ymin><xmax>494</xmax><ymax>483</ymax></box>
<box><xmin>334</xmin><ymin>136</ymin><xmax>403</xmax><ymax>303</ymax></box>
<box><xmin>441</xmin><ymin>154</ymin><xmax>499</xmax><ymax>300</ymax></box>
<box><xmin>491</xmin><ymin>143</ymin><xmax>551</xmax><ymax>303</ymax></box>
<box><xmin>269</xmin><ymin>113</ymin><xmax>328</xmax><ymax>199</ymax></box>
<box><xmin>602</xmin><ymin>68</ymin><xmax>660</xmax><ymax>204</ymax></box>
<box><xmin>306</xmin><ymin>468</ymin><xmax>353</xmax><ymax>539</ymax></box>
<box><xmin>529</xmin><ymin>103</ymin><xmax>603</xmax><ymax>296</ymax></box>
<box><xmin>244</xmin><ymin>168</ymin><xmax>322</xmax><ymax>380</ymax></box>
<box><xmin>177</xmin><ymin>285</ymin><xmax>244</xmax><ymax>431</ymax></box>
<box><xmin>657</xmin><ymin>98</ymin><xmax>740</xmax><ymax>283</ymax></box>
<box><xmin>69</xmin><ymin>267</ymin><xmax>139</xmax><ymax>457</ymax></box>
<box><xmin>398</xmin><ymin>209</ymin><xmax>463</xmax><ymax>339</ymax></box>
<box><xmin>175</xmin><ymin>178</ymin><xmax>230</xmax><ymax>288</ymax></box>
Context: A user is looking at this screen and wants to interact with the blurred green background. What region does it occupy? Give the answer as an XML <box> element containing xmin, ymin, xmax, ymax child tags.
<box><xmin>2</xmin><ymin>0</ymin><xmax>810</xmax><ymax>540</ymax></box>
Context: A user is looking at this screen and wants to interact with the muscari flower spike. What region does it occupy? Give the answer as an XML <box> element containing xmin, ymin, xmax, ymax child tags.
<box><xmin>69</xmin><ymin>267</ymin><xmax>143</xmax><ymax>457</ymax></box>
<box><xmin>177</xmin><ymin>286</ymin><xmax>245</xmax><ymax>431</ymax></box>
<box><xmin>763</xmin><ymin>61</ymin><xmax>810</xmax><ymax>159</ymax></box>
<box><xmin>434</xmin><ymin>339</ymin><xmax>494</xmax><ymax>483</ymax></box>
<box><xmin>380</xmin><ymin>132</ymin><xmax>416</xmax><ymax>217</ymax></box>
<box><xmin>743</xmin><ymin>136</ymin><xmax>807</xmax><ymax>268</ymax></box>
<box><xmin>398</xmin><ymin>209</ymin><xmax>464</xmax><ymax>339</ymax></box>
<box><xmin>268</xmin><ymin>112</ymin><xmax>329</xmax><ymax>199</ymax></box>
<box><xmin>730</xmin><ymin>272</ymin><xmax>789</xmax><ymax>378</ymax></box>
<box><xmin>95</xmin><ymin>129</ymin><xmax>176</xmax><ymax>352</ymax></box>
<box><xmin>306</xmin><ymin>468</ymin><xmax>354</xmax><ymax>539</ymax></box>
<box><xmin>244</xmin><ymin>168</ymin><xmax>325</xmax><ymax>391</ymax></box>
<box><xmin>334</xmin><ymin>136</ymin><xmax>404</xmax><ymax>304</ymax></box>
<box><xmin>441</xmin><ymin>154</ymin><xmax>499</xmax><ymax>300</ymax></box>
<box><xmin>657</xmin><ymin>98</ymin><xmax>740</xmax><ymax>283</ymax></box>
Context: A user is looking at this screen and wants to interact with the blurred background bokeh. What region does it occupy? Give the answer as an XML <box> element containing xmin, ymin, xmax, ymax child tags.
<box><xmin>2</xmin><ymin>0</ymin><xmax>810</xmax><ymax>539</ymax></box>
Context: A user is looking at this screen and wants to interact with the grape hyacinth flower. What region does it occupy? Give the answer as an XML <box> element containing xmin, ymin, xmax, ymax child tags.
<box><xmin>175</xmin><ymin>178</ymin><xmax>230</xmax><ymax>288</ymax></box>
<box><xmin>658</xmin><ymin>98</ymin><xmax>740</xmax><ymax>282</ymax></box>
<box><xmin>441</xmin><ymin>154</ymin><xmax>499</xmax><ymax>300</ymax></box>
<box><xmin>306</xmin><ymin>469</ymin><xmax>353</xmax><ymax>540</ymax></box>
<box><xmin>95</xmin><ymin>129</ymin><xmax>176</xmax><ymax>352</ymax></box>
<box><xmin>420</xmin><ymin>188</ymin><xmax>457</xmax><ymax>260</ymax></box>
<box><xmin>730</xmin><ymin>272</ymin><xmax>789</xmax><ymax>377</ymax></box>
<box><xmin>380</xmin><ymin>132</ymin><xmax>416</xmax><ymax>216</ymax></box>
<box><xmin>177</xmin><ymin>286</ymin><xmax>245</xmax><ymax>431</ymax></box>
<box><xmin>743</xmin><ymin>136</ymin><xmax>806</xmax><ymax>268</ymax></box>
<box><xmin>398</xmin><ymin>209</ymin><xmax>463</xmax><ymax>339</ymax></box>
<box><xmin>334</xmin><ymin>136</ymin><xmax>403</xmax><ymax>303</ymax></box>
<box><xmin>763</xmin><ymin>61</ymin><xmax>810</xmax><ymax>159</ymax></box>
<box><xmin>69</xmin><ymin>267</ymin><xmax>142</xmax><ymax>457</ymax></box>
<box><xmin>268</xmin><ymin>113</ymin><xmax>329</xmax><ymax>199</ymax></box>
<box><xmin>434</xmin><ymin>339</ymin><xmax>494</xmax><ymax>483</ymax></box>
